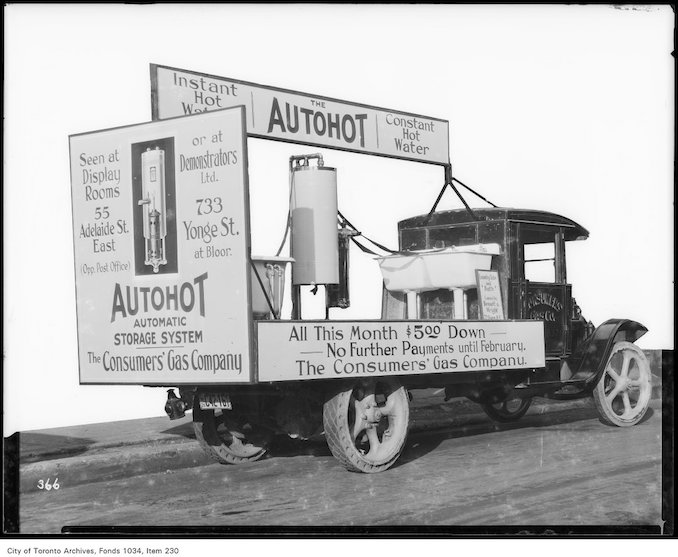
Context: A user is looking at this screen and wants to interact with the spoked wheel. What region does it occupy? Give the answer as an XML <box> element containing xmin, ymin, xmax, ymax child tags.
<box><xmin>593</xmin><ymin>341</ymin><xmax>652</xmax><ymax>427</ymax></box>
<box><xmin>193</xmin><ymin>399</ymin><xmax>271</xmax><ymax>464</ymax></box>
<box><xmin>323</xmin><ymin>378</ymin><xmax>409</xmax><ymax>473</ymax></box>
<box><xmin>481</xmin><ymin>396</ymin><xmax>532</xmax><ymax>423</ymax></box>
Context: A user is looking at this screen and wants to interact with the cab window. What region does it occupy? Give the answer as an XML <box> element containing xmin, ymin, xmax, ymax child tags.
<box><xmin>519</xmin><ymin>224</ymin><xmax>566</xmax><ymax>284</ymax></box>
<box><xmin>429</xmin><ymin>225</ymin><xmax>477</xmax><ymax>248</ymax></box>
<box><xmin>524</xmin><ymin>242</ymin><xmax>556</xmax><ymax>283</ymax></box>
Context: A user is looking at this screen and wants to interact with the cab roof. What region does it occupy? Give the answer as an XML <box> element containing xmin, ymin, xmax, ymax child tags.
<box><xmin>398</xmin><ymin>207</ymin><xmax>589</xmax><ymax>241</ymax></box>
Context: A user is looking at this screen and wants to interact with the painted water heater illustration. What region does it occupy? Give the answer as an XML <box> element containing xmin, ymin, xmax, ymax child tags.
<box><xmin>138</xmin><ymin>147</ymin><xmax>168</xmax><ymax>273</ymax></box>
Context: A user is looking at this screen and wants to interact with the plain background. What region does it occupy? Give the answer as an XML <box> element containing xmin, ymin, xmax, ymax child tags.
<box><xmin>4</xmin><ymin>4</ymin><xmax>673</xmax><ymax>434</ymax></box>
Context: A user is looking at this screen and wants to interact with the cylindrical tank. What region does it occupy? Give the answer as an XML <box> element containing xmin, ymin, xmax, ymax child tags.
<box><xmin>290</xmin><ymin>165</ymin><xmax>339</xmax><ymax>285</ymax></box>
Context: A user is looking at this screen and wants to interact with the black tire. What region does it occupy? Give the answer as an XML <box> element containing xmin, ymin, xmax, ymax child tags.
<box><xmin>192</xmin><ymin>398</ymin><xmax>270</xmax><ymax>464</ymax></box>
<box><xmin>593</xmin><ymin>341</ymin><xmax>652</xmax><ymax>427</ymax></box>
<box><xmin>323</xmin><ymin>379</ymin><xmax>409</xmax><ymax>473</ymax></box>
<box><xmin>481</xmin><ymin>397</ymin><xmax>532</xmax><ymax>423</ymax></box>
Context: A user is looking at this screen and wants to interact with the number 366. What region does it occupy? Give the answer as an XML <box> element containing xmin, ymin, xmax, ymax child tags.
<box><xmin>37</xmin><ymin>478</ymin><xmax>60</xmax><ymax>490</ymax></box>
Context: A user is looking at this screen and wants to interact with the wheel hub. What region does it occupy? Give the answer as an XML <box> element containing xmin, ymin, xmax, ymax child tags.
<box><xmin>323</xmin><ymin>378</ymin><xmax>410</xmax><ymax>473</ymax></box>
<box><xmin>616</xmin><ymin>377</ymin><xmax>629</xmax><ymax>390</ymax></box>
<box><xmin>363</xmin><ymin>404</ymin><xmax>383</xmax><ymax>425</ymax></box>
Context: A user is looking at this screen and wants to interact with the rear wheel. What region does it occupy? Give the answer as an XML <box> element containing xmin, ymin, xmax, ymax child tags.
<box><xmin>193</xmin><ymin>398</ymin><xmax>271</xmax><ymax>464</ymax></box>
<box><xmin>593</xmin><ymin>342</ymin><xmax>651</xmax><ymax>427</ymax></box>
<box><xmin>323</xmin><ymin>378</ymin><xmax>409</xmax><ymax>473</ymax></box>
<box><xmin>481</xmin><ymin>396</ymin><xmax>532</xmax><ymax>422</ymax></box>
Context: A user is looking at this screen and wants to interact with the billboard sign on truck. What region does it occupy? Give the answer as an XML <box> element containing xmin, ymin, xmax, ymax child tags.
<box><xmin>69</xmin><ymin>106</ymin><xmax>254</xmax><ymax>384</ymax></box>
<box><xmin>151</xmin><ymin>64</ymin><xmax>450</xmax><ymax>165</ymax></box>
<box><xmin>257</xmin><ymin>320</ymin><xmax>545</xmax><ymax>382</ymax></box>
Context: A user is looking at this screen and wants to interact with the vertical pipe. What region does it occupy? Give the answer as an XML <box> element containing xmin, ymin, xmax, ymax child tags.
<box><xmin>292</xmin><ymin>285</ymin><xmax>301</xmax><ymax>320</ymax></box>
<box><xmin>453</xmin><ymin>288</ymin><xmax>465</xmax><ymax>319</ymax></box>
<box><xmin>555</xmin><ymin>229</ymin><xmax>566</xmax><ymax>283</ymax></box>
<box><xmin>406</xmin><ymin>291</ymin><xmax>419</xmax><ymax>320</ymax></box>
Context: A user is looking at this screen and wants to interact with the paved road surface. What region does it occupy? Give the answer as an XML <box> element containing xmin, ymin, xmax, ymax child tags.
<box><xmin>16</xmin><ymin>393</ymin><xmax>663</xmax><ymax>533</ymax></box>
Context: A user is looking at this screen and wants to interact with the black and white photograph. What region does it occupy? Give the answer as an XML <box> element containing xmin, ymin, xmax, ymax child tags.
<box><xmin>3</xmin><ymin>3</ymin><xmax>674</xmax><ymax>550</ymax></box>
<box><xmin>131</xmin><ymin>138</ymin><xmax>178</xmax><ymax>276</ymax></box>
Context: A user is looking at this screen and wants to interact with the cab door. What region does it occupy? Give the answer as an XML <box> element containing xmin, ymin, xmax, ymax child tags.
<box><xmin>524</xmin><ymin>282</ymin><xmax>571</xmax><ymax>356</ymax></box>
<box><xmin>510</xmin><ymin>225</ymin><xmax>571</xmax><ymax>357</ymax></box>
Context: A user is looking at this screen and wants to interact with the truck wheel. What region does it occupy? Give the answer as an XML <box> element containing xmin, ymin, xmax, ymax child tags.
<box><xmin>481</xmin><ymin>397</ymin><xmax>532</xmax><ymax>422</ymax></box>
<box><xmin>192</xmin><ymin>400</ymin><xmax>270</xmax><ymax>464</ymax></box>
<box><xmin>593</xmin><ymin>341</ymin><xmax>652</xmax><ymax>427</ymax></box>
<box><xmin>323</xmin><ymin>379</ymin><xmax>409</xmax><ymax>473</ymax></box>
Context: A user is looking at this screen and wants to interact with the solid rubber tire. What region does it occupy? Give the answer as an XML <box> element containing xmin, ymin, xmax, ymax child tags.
<box><xmin>481</xmin><ymin>397</ymin><xmax>532</xmax><ymax>423</ymax></box>
<box><xmin>592</xmin><ymin>341</ymin><xmax>651</xmax><ymax>427</ymax></box>
<box><xmin>323</xmin><ymin>380</ymin><xmax>409</xmax><ymax>473</ymax></box>
<box><xmin>192</xmin><ymin>399</ymin><xmax>268</xmax><ymax>464</ymax></box>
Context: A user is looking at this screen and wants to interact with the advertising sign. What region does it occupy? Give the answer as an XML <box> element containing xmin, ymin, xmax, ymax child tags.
<box><xmin>151</xmin><ymin>64</ymin><xmax>450</xmax><ymax>165</ymax></box>
<box><xmin>70</xmin><ymin>107</ymin><xmax>253</xmax><ymax>384</ymax></box>
<box><xmin>476</xmin><ymin>270</ymin><xmax>505</xmax><ymax>320</ymax></box>
<box><xmin>257</xmin><ymin>320</ymin><xmax>545</xmax><ymax>382</ymax></box>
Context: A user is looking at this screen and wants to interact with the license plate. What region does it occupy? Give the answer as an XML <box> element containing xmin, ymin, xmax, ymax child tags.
<box><xmin>198</xmin><ymin>393</ymin><xmax>232</xmax><ymax>410</ymax></box>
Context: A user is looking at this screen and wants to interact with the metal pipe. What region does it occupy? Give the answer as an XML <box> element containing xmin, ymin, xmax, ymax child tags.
<box><xmin>291</xmin><ymin>285</ymin><xmax>301</xmax><ymax>320</ymax></box>
<box><xmin>289</xmin><ymin>153</ymin><xmax>324</xmax><ymax>171</ymax></box>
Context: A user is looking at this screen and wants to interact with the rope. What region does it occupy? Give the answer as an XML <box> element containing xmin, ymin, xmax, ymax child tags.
<box><xmin>338</xmin><ymin>210</ymin><xmax>398</xmax><ymax>255</ymax></box>
<box><xmin>425</xmin><ymin>174</ymin><xmax>501</xmax><ymax>224</ymax></box>
<box><xmin>452</xmin><ymin>177</ymin><xmax>498</xmax><ymax>208</ymax></box>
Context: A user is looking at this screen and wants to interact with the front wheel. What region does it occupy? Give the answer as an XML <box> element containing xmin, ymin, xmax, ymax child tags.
<box><xmin>323</xmin><ymin>379</ymin><xmax>409</xmax><ymax>473</ymax></box>
<box><xmin>593</xmin><ymin>342</ymin><xmax>652</xmax><ymax>427</ymax></box>
<box><xmin>481</xmin><ymin>396</ymin><xmax>532</xmax><ymax>422</ymax></box>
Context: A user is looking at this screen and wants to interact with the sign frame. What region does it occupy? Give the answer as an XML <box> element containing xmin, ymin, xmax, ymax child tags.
<box><xmin>476</xmin><ymin>269</ymin><xmax>505</xmax><ymax>320</ymax></box>
<box><xmin>69</xmin><ymin>106</ymin><xmax>257</xmax><ymax>386</ymax></box>
<box><xmin>150</xmin><ymin>63</ymin><xmax>450</xmax><ymax>166</ymax></box>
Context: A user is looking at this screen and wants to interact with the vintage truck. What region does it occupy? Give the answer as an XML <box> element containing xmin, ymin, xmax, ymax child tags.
<box><xmin>171</xmin><ymin>199</ymin><xmax>651</xmax><ymax>473</ymax></box>
<box><xmin>70</xmin><ymin>68</ymin><xmax>651</xmax><ymax>475</ymax></box>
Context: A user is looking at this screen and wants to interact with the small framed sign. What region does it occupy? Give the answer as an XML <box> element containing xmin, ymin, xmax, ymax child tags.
<box><xmin>476</xmin><ymin>269</ymin><xmax>505</xmax><ymax>320</ymax></box>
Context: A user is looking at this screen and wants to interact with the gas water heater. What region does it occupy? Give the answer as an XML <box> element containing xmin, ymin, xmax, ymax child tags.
<box><xmin>138</xmin><ymin>147</ymin><xmax>168</xmax><ymax>273</ymax></box>
<box><xmin>290</xmin><ymin>155</ymin><xmax>339</xmax><ymax>287</ymax></box>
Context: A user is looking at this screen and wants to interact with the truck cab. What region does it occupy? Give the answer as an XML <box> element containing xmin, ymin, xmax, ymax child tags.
<box><xmin>384</xmin><ymin>207</ymin><xmax>641</xmax><ymax>390</ymax></box>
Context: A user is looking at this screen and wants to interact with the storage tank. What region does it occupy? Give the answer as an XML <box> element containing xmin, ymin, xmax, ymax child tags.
<box><xmin>290</xmin><ymin>163</ymin><xmax>339</xmax><ymax>285</ymax></box>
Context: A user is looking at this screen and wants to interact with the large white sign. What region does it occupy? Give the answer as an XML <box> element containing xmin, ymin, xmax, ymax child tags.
<box><xmin>70</xmin><ymin>107</ymin><xmax>253</xmax><ymax>384</ymax></box>
<box><xmin>257</xmin><ymin>320</ymin><xmax>545</xmax><ymax>382</ymax></box>
<box><xmin>151</xmin><ymin>64</ymin><xmax>450</xmax><ymax>165</ymax></box>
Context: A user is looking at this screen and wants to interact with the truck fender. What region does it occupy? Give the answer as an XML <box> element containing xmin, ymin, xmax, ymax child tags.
<box><xmin>574</xmin><ymin>319</ymin><xmax>647</xmax><ymax>388</ymax></box>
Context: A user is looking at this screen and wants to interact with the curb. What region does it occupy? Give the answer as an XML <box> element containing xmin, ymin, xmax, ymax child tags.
<box><xmin>19</xmin><ymin>394</ymin><xmax>643</xmax><ymax>492</ymax></box>
<box><xmin>20</xmin><ymin>440</ymin><xmax>211</xmax><ymax>494</ymax></box>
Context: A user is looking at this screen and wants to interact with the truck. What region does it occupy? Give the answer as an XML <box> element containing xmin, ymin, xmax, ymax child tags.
<box><xmin>173</xmin><ymin>187</ymin><xmax>651</xmax><ymax>473</ymax></box>
<box><xmin>70</xmin><ymin>66</ymin><xmax>651</xmax><ymax>475</ymax></box>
